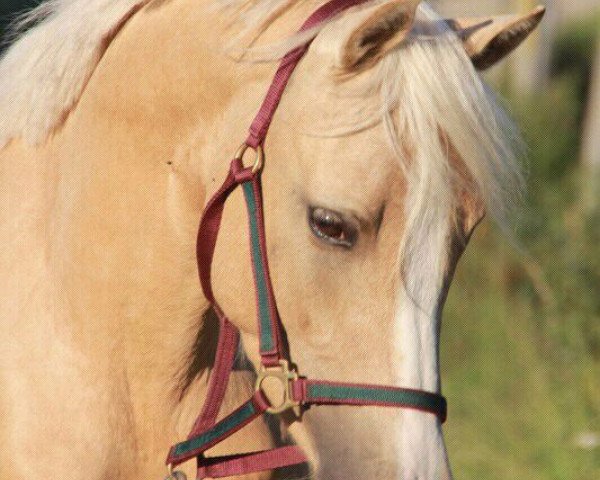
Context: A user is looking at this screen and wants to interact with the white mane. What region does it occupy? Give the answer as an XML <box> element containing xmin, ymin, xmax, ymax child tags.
<box><xmin>0</xmin><ymin>0</ymin><xmax>524</xmax><ymax>230</ymax></box>
<box><xmin>0</xmin><ymin>0</ymin><xmax>152</xmax><ymax>148</ymax></box>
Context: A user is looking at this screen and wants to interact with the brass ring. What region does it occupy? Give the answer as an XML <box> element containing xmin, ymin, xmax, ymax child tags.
<box><xmin>234</xmin><ymin>143</ymin><xmax>264</xmax><ymax>174</ymax></box>
<box><xmin>254</xmin><ymin>359</ymin><xmax>300</xmax><ymax>416</ymax></box>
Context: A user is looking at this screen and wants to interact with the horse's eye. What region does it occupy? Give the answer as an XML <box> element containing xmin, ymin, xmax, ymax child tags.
<box><xmin>308</xmin><ymin>207</ymin><xmax>358</xmax><ymax>249</ymax></box>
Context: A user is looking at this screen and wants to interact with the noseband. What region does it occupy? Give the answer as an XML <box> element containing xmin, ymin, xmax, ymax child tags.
<box><xmin>165</xmin><ymin>1</ymin><xmax>447</xmax><ymax>477</ymax></box>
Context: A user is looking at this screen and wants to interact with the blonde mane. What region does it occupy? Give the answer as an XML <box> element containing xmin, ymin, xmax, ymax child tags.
<box><xmin>0</xmin><ymin>0</ymin><xmax>524</xmax><ymax>233</ymax></box>
<box><xmin>0</xmin><ymin>0</ymin><xmax>153</xmax><ymax>148</ymax></box>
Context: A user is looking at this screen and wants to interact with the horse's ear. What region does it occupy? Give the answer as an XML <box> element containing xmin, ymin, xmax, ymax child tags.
<box><xmin>339</xmin><ymin>0</ymin><xmax>421</xmax><ymax>73</ymax></box>
<box><xmin>447</xmin><ymin>5</ymin><xmax>546</xmax><ymax>70</ymax></box>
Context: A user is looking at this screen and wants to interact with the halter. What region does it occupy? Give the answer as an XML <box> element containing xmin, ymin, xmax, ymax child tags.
<box><xmin>165</xmin><ymin>1</ymin><xmax>447</xmax><ymax>477</ymax></box>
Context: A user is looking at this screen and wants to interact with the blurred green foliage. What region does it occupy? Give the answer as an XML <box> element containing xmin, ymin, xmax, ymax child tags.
<box><xmin>443</xmin><ymin>16</ymin><xmax>600</xmax><ymax>480</ymax></box>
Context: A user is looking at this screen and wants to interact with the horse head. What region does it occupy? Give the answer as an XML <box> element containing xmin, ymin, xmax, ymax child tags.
<box><xmin>200</xmin><ymin>1</ymin><xmax>545</xmax><ymax>478</ymax></box>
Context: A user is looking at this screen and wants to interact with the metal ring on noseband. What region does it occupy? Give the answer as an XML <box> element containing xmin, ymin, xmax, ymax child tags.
<box><xmin>255</xmin><ymin>359</ymin><xmax>301</xmax><ymax>416</ymax></box>
<box><xmin>234</xmin><ymin>143</ymin><xmax>264</xmax><ymax>174</ymax></box>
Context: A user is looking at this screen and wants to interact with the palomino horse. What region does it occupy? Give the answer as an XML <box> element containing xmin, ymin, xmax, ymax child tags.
<box><xmin>0</xmin><ymin>1</ymin><xmax>544</xmax><ymax>479</ymax></box>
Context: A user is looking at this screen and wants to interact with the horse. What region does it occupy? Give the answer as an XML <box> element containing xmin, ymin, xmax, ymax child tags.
<box><xmin>0</xmin><ymin>1</ymin><xmax>545</xmax><ymax>478</ymax></box>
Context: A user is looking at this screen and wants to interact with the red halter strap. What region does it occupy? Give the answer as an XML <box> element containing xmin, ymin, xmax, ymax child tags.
<box><xmin>166</xmin><ymin>1</ymin><xmax>447</xmax><ymax>477</ymax></box>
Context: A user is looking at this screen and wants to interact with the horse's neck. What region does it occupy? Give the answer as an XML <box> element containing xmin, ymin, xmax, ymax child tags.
<box><xmin>75</xmin><ymin>0</ymin><xmax>306</xmax><ymax>387</ymax></box>
<box><xmin>1</xmin><ymin>0</ymin><xmax>312</xmax><ymax>470</ymax></box>
<box><xmin>0</xmin><ymin>1</ymin><xmax>335</xmax><ymax>475</ymax></box>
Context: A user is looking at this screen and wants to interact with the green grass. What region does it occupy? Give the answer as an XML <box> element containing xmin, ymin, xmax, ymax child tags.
<box><xmin>443</xmin><ymin>222</ymin><xmax>600</xmax><ymax>480</ymax></box>
<box><xmin>442</xmin><ymin>17</ymin><xmax>600</xmax><ymax>480</ymax></box>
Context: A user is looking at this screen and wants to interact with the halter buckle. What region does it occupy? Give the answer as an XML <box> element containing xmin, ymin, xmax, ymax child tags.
<box><xmin>255</xmin><ymin>359</ymin><xmax>301</xmax><ymax>416</ymax></box>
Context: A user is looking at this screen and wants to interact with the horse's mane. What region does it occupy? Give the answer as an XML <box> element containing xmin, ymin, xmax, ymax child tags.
<box><xmin>0</xmin><ymin>0</ymin><xmax>153</xmax><ymax>149</ymax></box>
<box><xmin>0</xmin><ymin>0</ymin><xmax>524</xmax><ymax>281</ymax></box>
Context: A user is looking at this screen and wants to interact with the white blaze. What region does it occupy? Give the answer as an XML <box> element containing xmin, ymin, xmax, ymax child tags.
<box><xmin>393</xmin><ymin>205</ymin><xmax>453</xmax><ymax>480</ymax></box>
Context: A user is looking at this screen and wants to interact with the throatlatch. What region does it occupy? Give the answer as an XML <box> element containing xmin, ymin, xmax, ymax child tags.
<box><xmin>165</xmin><ymin>1</ymin><xmax>447</xmax><ymax>478</ymax></box>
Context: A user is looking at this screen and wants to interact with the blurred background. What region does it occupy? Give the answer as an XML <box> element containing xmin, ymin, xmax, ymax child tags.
<box><xmin>1</xmin><ymin>1</ymin><xmax>598</xmax><ymax>479</ymax></box>
<box><xmin>432</xmin><ymin>2</ymin><xmax>600</xmax><ymax>480</ymax></box>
